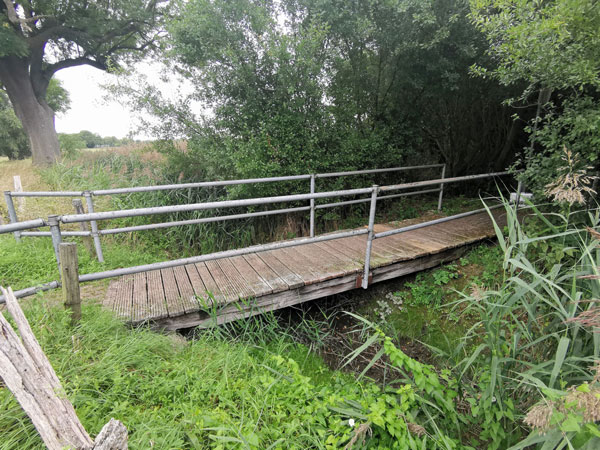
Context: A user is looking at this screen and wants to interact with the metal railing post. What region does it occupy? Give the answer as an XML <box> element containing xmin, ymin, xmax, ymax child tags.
<box><xmin>362</xmin><ymin>185</ymin><xmax>379</xmax><ymax>289</ymax></box>
<box><xmin>83</xmin><ymin>191</ymin><xmax>104</xmax><ymax>262</ymax></box>
<box><xmin>437</xmin><ymin>164</ymin><xmax>446</xmax><ymax>211</ymax></box>
<box><xmin>4</xmin><ymin>191</ymin><xmax>21</xmax><ymax>242</ymax></box>
<box><xmin>309</xmin><ymin>174</ymin><xmax>316</xmax><ymax>237</ymax></box>
<box><xmin>516</xmin><ymin>179</ymin><xmax>523</xmax><ymax>207</ymax></box>
<box><xmin>48</xmin><ymin>215</ymin><xmax>62</xmax><ymax>268</ymax></box>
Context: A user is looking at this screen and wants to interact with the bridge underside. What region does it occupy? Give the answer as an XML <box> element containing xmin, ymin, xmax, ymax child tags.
<box><xmin>104</xmin><ymin>210</ymin><xmax>508</xmax><ymax>331</ymax></box>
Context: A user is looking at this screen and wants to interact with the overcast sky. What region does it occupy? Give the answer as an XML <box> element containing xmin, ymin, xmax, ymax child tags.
<box><xmin>54</xmin><ymin>65</ymin><xmax>139</xmax><ymax>139</ymax></box>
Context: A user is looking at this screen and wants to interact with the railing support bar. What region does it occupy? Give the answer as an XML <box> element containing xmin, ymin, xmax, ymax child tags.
<box><xmin>84</xmin><ymin>192</ymin><xmax>104</xmax><ymax>262</ymax></box>
<box><xmin>362</xmin><ymin>186</ymin><xmax>379</xmax><ymax>289</ymax></box>
<box><xmin>516</xmin><ymin>180</ymin><xmax>523</xmax><ymax>206</ymax></box>
<box><xmin>309</xmin><ymin>174</ymin><xmax>316</xmax><ymax>238</ymax></box>
<box><xmin>4</xmin><ymin>191</ymin><xmax>21</xmax><ymax>242</ymax></box>
<box><xmin>437</xmin><ymin>164</ymin><xmax>446</xmax><ymax>211</ymax></box>
<box><xmin>48</xmin><ymin>215</ymin><xmax>62</xmax><ymax>268</ymax></box>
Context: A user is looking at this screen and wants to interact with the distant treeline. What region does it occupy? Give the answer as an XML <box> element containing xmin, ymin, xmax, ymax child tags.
<box><xmin>58</xmin><ymin>131</ymin><xmax>134</xmax><ymax>155</ymax></box>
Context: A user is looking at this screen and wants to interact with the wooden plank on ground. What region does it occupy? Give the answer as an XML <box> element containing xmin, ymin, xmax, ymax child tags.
<box><xmin>161</xmin><ymin>268</ymin><xmax>186</xmax><ymax>318</ymax></box>
<box><xmin>147</xmin><ymin>269</ymin><xmax>168</xmax><ymax>320</ymax></box>
<box><xmin>231</xmin><ymin>255</ymin><xmax>273</xmax><ymax>296</ymax></box>
<box><xmin>257</xmin><ymin>250</ymin><xmax>304</xmax><ymax>289</ymax></box>
<box><xmin>195</xmin><ymin>262</ymin><xmax>223</xmax><ymax>306</ymax></box>
<box><xmin>131</xmin><ymin>271</ymin><xmax>149</xmax><ymax>323</ymax></box>
<box><xmin>173</xmin><ymin>266</ymin><xmax>200</xmax><ymax>313</ymax></box>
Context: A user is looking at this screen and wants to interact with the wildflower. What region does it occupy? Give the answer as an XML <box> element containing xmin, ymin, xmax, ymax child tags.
<box><xmin>544</xmin><ymin>146</ymin><xmax>597</xmax><ymax>205</ymax></box>
<box><xmin>348</xmin><ymin>419</ymin><xmax>355</xmax><ymax>427</ymax></box>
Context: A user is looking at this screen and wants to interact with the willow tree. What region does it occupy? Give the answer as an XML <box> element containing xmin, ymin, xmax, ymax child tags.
<box><xmin>0</xmin><ymin>0</ymin><xmax>169</xmax><ymax>165</ymax></box>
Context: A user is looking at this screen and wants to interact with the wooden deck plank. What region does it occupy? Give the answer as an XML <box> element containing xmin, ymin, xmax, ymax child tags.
<box><xmin>104</xmin><ymin>281</ymin><xmax>119</xmax><ymax>310</ymax></box>
<box><xmin>335</xmin><ymin>235</ymin><xmax>394</xmax><ymax>265</ymax></box>
<box><xmin>231</xmin><ymin>255</ymin><xmax>273</xmax><ymax>296</ymax></box>
<box><xmin>257</xmin><ymin>250</ymin><xmax>304</xmax><ymax>289</ymax></box>
<box><xmin>244</xmin><ymin>253</ymin><xmax>292</xmax><ymax>292</ymax></box>
<box><xmin>294</xmin><ymin>243</ymin><xmax>354</xmax><ymax>280</ymax></box>
<box><xmin>205</xmin><ymin>259</ymin><xmax>243</xmax><ymax>304</ymax></box>
<box><xmin>195</xmin><ymin>262</ymin><xmax>223</xmax><ymax>306</ymax></box>
<box><xmin>173</xmin><ymin>266</ymin><xmax>200</xmax><ymax>313</ymax></box>
<box><xmin>217</xmin><ymin>258</ymin><xmax>256</xmax><ymax>299</ymax></box>
<box><xmin>161</xmin><ymin>268</ymin><xmax>186</xmax><ymax>318</ymax></box>
<box><xmin>185</xmin><ymin>264</ymin><xmax>207</xmax><ymax>301</ymax></box>
<box><xmin>313</xmin><ymin>242</ymin><xmax>363</xmax><ymax>274</ymax></box>
<box><xmin>132</xmin><ymin>271</ymin><xmax>149</xmax><ymax>323</ymax></box>
<box><xmin>273</xmin><ymin>247</ymin><xmax>322</xmax><ymax>284</ymax></box>
<box><xmin>147</xmin><ymin>269</ymin><xmax>168</xmax><ymax>320</ymax></box>
<box><xmin>114</xmin><ymin>276</ymin><xmax>134</xmax><ymax>319</ymax></box>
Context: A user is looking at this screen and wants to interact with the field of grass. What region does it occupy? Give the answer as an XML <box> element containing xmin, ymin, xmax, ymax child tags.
<box><xmin>2</xmin><ymin>151</ymin><xmax>599</xmax><ymax>449</ymax></box>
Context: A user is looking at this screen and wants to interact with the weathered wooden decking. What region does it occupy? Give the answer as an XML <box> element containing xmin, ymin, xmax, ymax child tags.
<box><xmin>104</xmin><ymin>210</ymin><xmax>507</xmax><ymax>330</ymax></box>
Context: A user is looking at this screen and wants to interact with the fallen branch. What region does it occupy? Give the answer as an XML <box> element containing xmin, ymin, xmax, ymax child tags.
<box><xmin>0</xmin><ymin>286</ymin><xmax>127</xmax><ymax>449</ymax></box>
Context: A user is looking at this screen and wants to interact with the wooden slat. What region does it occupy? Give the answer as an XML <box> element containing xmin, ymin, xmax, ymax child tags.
<box><xmin>173</xmin><ymin>266</ymin><xmax>200</xmax><ymax>313</ymax></box>
<box><xmin>113</xmin><ymin>276</ymin><xmax>133</xmax><ymax>319</ymax></box>
<box><xmin>205</xmin><ymin>260</ymin><xmax>242</xmax><ymax>304</ymax></box>
<box><xmin>131</xmin><ymin>271</ymin><xmax>149</xmax><ymax>323</ymax></box>
<box><xmin>161</xmin><ymin>268</ymin><xmax>186</xmax><ymax>318</ymax></box>
<box><xmin>273</xmin><ymin>247</ymin><xmax>322</xmax><ymax>284</ymax></box>
<box><xmin>147</xmin><ymin>269</ymin><xmax>168</xmax><ymax>320</ymax></box>
<box><xmin>185</xmin><ymin>264</ymin><xmax>208</xmax><ymax>303</ymax></box>
<box><xmin>103</xmin><ymin>281</ymin><xmax>119</xmax><ymax>310</ymax></box>
<box><xmin>243</xmin><ymin>253</ymin><xmax>289</xmax><ymax>293</ymax></box>
<box><xmin>231</xmin><ymin>255</ymin><xmax>273</xmax><ymax>296</ymax></box>
<box><xmin>217</xmin><ymin>258</ymin><xmax>256</xmax><ymax>299</ymax></box>
<box><xmin>372</xmin><ymin>237</ymin><xmax>423</xmax><ymax>264</ymax></box>
<box><xmin>257</xmin><ymin>251</ymin><xmax>304</xmax><ymax>289</ymax></box>
<box><xmin>195</xmin><ymin>262</ymin><xmax>223</xmax><ymax>306</ymax></box>
<box><xmin>335</xmin><ymin>236</ymin><xmax>391</xmax><ymax>265</ymax></box>
<box><xmin>313</xmin><ymin>242</ymin><xmax>362</xmax><ymax>274</ymax></box>
<box><xmin>293</xmin><ymin>244</ymin><xmax>351</xmax><ymax>281</ymax></box>
<box><xmin>317</xmin><ymin>241</ymin><xmax>361</xmax><ymax>263</ymax></box>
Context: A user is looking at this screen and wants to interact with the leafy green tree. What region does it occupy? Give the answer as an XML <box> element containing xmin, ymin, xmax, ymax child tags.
<box><xmin>57</xmin><ymin>133</ymin><xmax>86</xmax><ymax>158</ymax></box>
<box><xmin>471</xmin><ymin>0</ymin><xmax>600</xmax><ymax>195</ymax></box>
<box><xmin>0</xmin><ymin>0</ymin><xmax>169</xmax><ymax>165</ymax></box>
<box><xmin>0</xmin><ymin>89</ymin><xmax>28</xmax><ymax>159</ymax></box>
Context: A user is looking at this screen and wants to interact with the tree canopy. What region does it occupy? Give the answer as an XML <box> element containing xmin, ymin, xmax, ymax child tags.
<box><xmin>0</xmin><ymin>0</ymin><xmax>169</xmax><ymax>165</ymax></box>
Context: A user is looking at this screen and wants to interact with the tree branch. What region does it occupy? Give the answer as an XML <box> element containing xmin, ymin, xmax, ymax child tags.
<box><xmin>45</xmin><ymin>57</ymin><xmax>108</xmax><ymax>77</ymax></box>
<box><xmin>2</xmin><ymin>0</ymin><xmax>48</xmax><ymax>33</ymax></box>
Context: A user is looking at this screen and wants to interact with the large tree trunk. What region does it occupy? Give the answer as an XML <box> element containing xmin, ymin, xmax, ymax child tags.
<box><xmin>0</xmin><ymin>56</ymin><xmax>60</xmax><ymax>166</ymax></box>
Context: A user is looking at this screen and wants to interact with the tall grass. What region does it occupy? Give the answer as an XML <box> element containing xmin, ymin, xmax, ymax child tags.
<box><xmin>343</xmin><ymin>199</ymin><xmax>600</xmax><ymax>449</ymax></box>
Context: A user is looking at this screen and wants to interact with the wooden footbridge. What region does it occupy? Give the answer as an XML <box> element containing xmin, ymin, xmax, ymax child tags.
<box><xmin>1</xmin><ymin>165</ymin><xmax>519</xmax><ymax>330</ymax></box>
<box><xmin>104</xmin><ymin>209</ymin><xmax>507</xmax><ymax>330</ymax></box>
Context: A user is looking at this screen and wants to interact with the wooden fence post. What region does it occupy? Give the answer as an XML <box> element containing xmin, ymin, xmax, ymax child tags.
<box><xmin>59</xmin><ymin>243</ymin><xmax>81</xmax><ymax>324</ymax></box>
<box><xmin>13</xmin><ymin>175</ymin><xmax>24</xmax><ymax>213</ymax></box>
<box><xmin>72</xmin><ymin>198</ymin><xmax>96</xmax><ymax>257</ymax></box>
